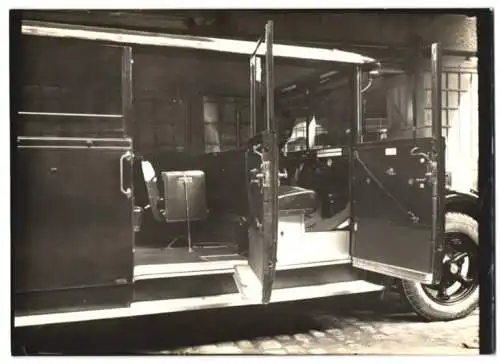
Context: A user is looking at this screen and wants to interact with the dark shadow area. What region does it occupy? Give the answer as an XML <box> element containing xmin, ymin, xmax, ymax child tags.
<box><xmin>13</xmin><ymin>292</ymin><xmax>416</xmax><ymax>355</ymax></box>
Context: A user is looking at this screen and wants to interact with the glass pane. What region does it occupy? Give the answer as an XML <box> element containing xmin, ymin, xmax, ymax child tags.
<box><xmin>449</xmin><ymin>110</ymin><xmax>460</xmax><ymax>127</ymax></box>
<box><xmin>425</xmin><ymin>90</ymin><xmax>432</xmax><ymax>108</ymax></box>
<box><xmin>240</xmin><ymin>124</ymin><xmax>251</xmax><ymax>145</ymax></box>
<box><xmin>424</xmin><ymin>109</ymin><xmax>432</xmax><ymax>125</ymax></box>
<box><xmin>460</xmin><ymin>73</ymin><xmax>472</xmax><ymax>89</ymax></box>
<box><xmin>204</xmin><ymin>123</ymin><xmax>220</xmax><ymax>146</ymax></box>
<box><xmin>221</xmin><ymin>102</ymin><xmax>237</xmax><ymax>124</ymax></box>
<box><xmin>239</xmin><ymin>105</ymin><xmax>250</xmax><ymax>126</ymax></box>
<box><xmin>441</xmin><ymin>90</ymin><xmax>447</xmax><ymax>107</ymax></box>
<box><xmin>442</xmin><ymin>110</ymin><xmax>448</xmax><ymax>128</ymax></box>
<box><xmin>448</xmin><ymin>73</ymin><xmax>459</xmax><ymax>90</ymax></box>
<box><xmin>448</xmin><ymin>91</ymin><xmax>460</xmax><ymax>108</ymax></box>
<box><xmin>219</xmin><ymin>124</ymin><xmax>237</xmax><ymax>146</ymax></box>
<box><xmin>423</xmin><ymin>72</ymin><xmax>432</xmax><ymax>89</ymax></box>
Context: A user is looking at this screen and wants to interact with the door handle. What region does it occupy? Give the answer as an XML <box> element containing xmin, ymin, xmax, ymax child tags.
<box><xmin>120</xmin><ymin>151</ymin><xmax>133</xmax><ymax>199</ymax></box>
<box><xmin>278</xmin><ymin>170</ymin><xmax>288</xmax><ymax>179</ymax></box>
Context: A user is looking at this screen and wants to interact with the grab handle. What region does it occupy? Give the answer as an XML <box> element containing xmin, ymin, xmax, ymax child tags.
<box><xmin>120</xmin><ymin>151</ymin><xmax>133</xmax><ymax>199</ymax></box>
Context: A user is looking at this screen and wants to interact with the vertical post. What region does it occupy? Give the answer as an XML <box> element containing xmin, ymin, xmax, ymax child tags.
<box><xmin>265</xmin><ymin>21</ymin><xmax>275</xmax><ymax>132</ymax></box>
<box><xmin>305</xmin><ymin>90</ymin><xmax>311</xmax><ymax>150</ymax></box>
<box><xmin>411</xmin><ymin>37</ymin><xmax>422</xmax><ymax>140</ymax></box>
<box><xmin>412</xmin><ymin>72</ymin><xmax>418</xmax><ymax>139</ymax></box>
<box><xmin>430</xmin><ymin>42</ymin><xmax>445</xmax><ymax>284</ymax></box>
<box><xmin>185</xmin><ymin>97</ymin><xmax>191</xmax><ymax>149</ymax></box>
<box><xmin>431</xmin><ymin>43</ymin><xmax>443</xmax><ymax>139</ymax></box>
<box><xmin>354</xmin><ymin>66</ymin><xmax>363</xmax><ymax>143</ymax></box>
<box><xmin>121</xmin><ymin>46</ymin><xmax>133</xmax><ymax>138</ymax></box>
<box><xmin>236</xmin><ymin>104</ymin><xmax>241</xmax><ymax>149</ymax></box>
<box><xmin>249</xmin><ymin>56</ymin><xmax>256</xmax><ymax>137</ymax></box>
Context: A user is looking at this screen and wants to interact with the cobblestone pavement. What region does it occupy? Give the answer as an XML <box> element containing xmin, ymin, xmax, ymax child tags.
<box><xmin>15</xmin><ymin>292</ymin><xmax>479</xmax><ymax>355</ymax></box>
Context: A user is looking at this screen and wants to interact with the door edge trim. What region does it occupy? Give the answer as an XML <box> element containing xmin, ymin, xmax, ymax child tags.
<box><xmin>352</xmin><ymin>257</ymin><xmax>433</xmax><ymax>284</ymax></box>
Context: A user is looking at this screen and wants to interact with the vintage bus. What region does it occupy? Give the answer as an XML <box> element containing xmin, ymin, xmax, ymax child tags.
<box><xmin>13</xmin><ymin>20</ymin><xmax>479</xmax><ymax>329</ymax></box>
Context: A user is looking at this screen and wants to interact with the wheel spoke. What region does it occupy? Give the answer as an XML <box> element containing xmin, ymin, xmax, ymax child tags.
<box><xmin>452</xmin><ymin>272</ymin><xmax>474</xmax><ymax>286</ymax></box>
<box><xmin>451</xmin><ymin>252</ymin><xmax>468</xmax><ymax>263</ymax></box>
<box><xmin>437</xmin><ymin>286</ymin><xmax>450</xmax><ymax>301</ymax></box>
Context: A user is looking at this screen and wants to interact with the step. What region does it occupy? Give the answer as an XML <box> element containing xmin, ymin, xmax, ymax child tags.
<box><xmin>233</xmin><ymin>264</ymin><xmax>262</xmax><ymax>301</ymax></box>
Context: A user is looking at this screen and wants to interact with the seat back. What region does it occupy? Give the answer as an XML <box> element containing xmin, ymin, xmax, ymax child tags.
<box><xmin>141</xmin><ymin>160</ymin><xmax>164</xmax><ymax>222</ymax></box>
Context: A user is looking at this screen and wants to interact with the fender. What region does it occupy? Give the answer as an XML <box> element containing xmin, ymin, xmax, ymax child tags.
<box><xmin>445</xmin><ymin>187</ymin><xmax>480</xmax><ymax>220</ymax></box>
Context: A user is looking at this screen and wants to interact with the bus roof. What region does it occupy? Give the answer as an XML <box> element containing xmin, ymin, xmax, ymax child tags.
<box><xmin>22</xmin><ymin>21</ymin><xmax>378</xmax><ymax>66</ymax></box>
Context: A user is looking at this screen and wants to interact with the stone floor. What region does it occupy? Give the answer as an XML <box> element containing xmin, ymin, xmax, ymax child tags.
<box><xmin>164</xmin><ymin>302</ymin><xmax>479</xmax><ymax>355</ymax></box>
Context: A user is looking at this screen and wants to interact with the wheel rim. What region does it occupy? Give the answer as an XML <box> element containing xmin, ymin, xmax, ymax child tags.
<box><xmin>421</xmin><ymin>232</ymin><xmax>478</xmax><ymax>305</ymax></box>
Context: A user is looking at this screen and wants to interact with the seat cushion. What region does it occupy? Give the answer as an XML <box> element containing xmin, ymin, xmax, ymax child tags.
<box><xmin>278</xmin><ymin>185</ymin><xmax>316</xmax><ymax>214</ymax></box>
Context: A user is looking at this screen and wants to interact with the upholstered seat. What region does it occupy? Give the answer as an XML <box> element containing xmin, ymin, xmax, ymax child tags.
<box><xmin>278</xmin><ymin>185</ymin><xmax>316</xmax><ymax>214</ymax></box>
<box><xmin>140</xmin><ymin>154</ymin><xmax>317</xmax><ymax>220</ymax></box>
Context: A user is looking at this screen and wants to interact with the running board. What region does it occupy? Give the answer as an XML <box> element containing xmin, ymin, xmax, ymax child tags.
<box><xmin>15</xmin><ymin>280</ymin><xmax>384</xmax><ymax>327</ymax></box>
<box><xmin>233</xmin><ymin>265</ymin><xmax>262</xmax><ymax>301</ymax></box>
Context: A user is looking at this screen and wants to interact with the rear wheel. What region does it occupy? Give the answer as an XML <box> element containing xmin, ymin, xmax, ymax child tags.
<box><xmin>401</xmin><ymin>212</ymin><xmax>479</xmax><ymax>321</ymax></box>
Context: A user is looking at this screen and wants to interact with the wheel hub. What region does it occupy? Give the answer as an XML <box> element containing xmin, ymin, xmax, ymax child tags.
<box><xmin>449</xmin><ymin>262</ymin><xmax>459</xmax><ymax>275</ymax></box>
<box><xmin>421</xmin><ymin>233</ymin><xmax>478</xmax><ymax>305</ymax></box>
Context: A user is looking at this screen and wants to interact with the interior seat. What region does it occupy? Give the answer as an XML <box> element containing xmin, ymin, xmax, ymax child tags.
<box><xmin>278</xmin><ymin>185</ymin><xmax>316</xmax><ymax>214</ymax></box>
<box><xmin>141</xmin><ymin>160</ymin><xmax>164</xmax><ymax>222</ymax></box>
<box><xmin>141</xmin><ymin>156</ymin><xmax>317</xmax><ymax>220</ymax></box>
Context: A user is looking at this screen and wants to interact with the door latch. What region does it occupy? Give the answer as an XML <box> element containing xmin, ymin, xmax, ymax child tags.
<box><xmin>250</xmin><ymin>168</ymin><xmax>265</xmax><ymax>184</ymax></box>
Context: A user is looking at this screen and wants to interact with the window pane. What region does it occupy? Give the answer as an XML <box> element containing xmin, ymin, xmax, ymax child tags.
<box><xmin>423</xmin><ymin>72</ymin><xmax>432</xmax><ymax>89</ymax></box>
<box><xmin>448</xmin><ymin>72</ymin><xmax>459</xmax><ymax>90</ymax></box>
<box><xmin>424</xmin><ymin>90</ymin><xmax>432</xmax><ymax>108</ymax></box>
<box><xmin>460</xmin><ymin>73</ymin><xmax>472</xmax><ymax>89</ymax></box>
<box><xmin>219</xmin><ymin>123</ymin><xmax>237</xmax><ymax>146</ymax></box>
<box><xmin>221</xmin><ymin>102</ymin><xmax>237</xmax><ymax>124</ymax></box>
<box><xmin>424</xmin><ymin>109</ymin><xmax>432</xmax><ymax>125</ymax></box>
<box><xmin>441</xmin><ymin>90</ymin><xmax>447</xmax><ymax>107</ymax></box>
<box><xmin>448</xmin><ymin>91</ymin><xmax>460</xmax><ymax>108</ymax></box>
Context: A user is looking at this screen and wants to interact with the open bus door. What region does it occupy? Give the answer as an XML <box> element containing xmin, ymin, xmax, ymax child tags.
<box><xmin>351</xmin><ymin>43</ymin><xmax>446</xmax><ymax>284</ymax></box>
<box><xmin>234</xmin><ymin>22</ymin><xmax>279</xmax><ymax>304</ymax></box>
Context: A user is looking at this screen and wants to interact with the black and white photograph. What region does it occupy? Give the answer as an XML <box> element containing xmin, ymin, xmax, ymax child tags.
<box><xmin>7</xmin><ymin>5</ymin><xmax>495</xmax><ymax>356</ymax></box>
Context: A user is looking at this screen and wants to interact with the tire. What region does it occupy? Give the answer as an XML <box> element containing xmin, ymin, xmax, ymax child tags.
<box><xmin>401</xmin><ymin>212</ymin><xmax>479</xmax><ymax>321</ymax></box>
